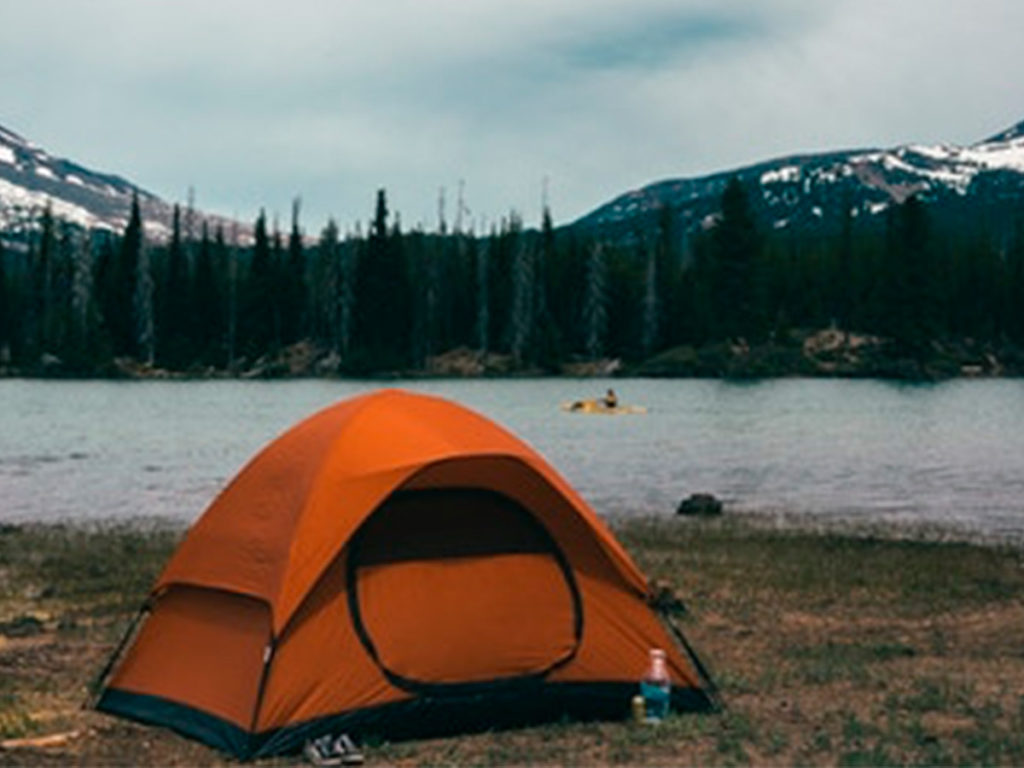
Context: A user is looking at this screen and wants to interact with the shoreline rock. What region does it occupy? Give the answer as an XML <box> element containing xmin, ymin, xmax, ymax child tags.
<box><xmin>677</xmin><ymin>493</ymin><xmax>724</xmax><ymax>517</ymax></box>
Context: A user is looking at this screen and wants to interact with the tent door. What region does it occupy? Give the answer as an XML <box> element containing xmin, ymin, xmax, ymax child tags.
<box><xmin>347</xmin><ymin>489</ymin><xmax>582</xmax><ymax>694</ymax></box>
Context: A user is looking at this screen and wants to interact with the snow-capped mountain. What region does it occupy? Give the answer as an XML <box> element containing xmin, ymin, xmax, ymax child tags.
<box><xmin>575</xmin><ymin>119</ymin><xmax>1024</xmax><ymax>240</ymax></box>
<box><xmin>0</xmin><ymin>122</ymin><xmax>235</xmax><ymax>242</ymax></box>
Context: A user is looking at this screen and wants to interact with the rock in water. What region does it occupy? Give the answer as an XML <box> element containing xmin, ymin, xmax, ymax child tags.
<box><xmin>676</xmin><ymin>493</ymin><xmax>723</xmax><ymax>517</ymax></box>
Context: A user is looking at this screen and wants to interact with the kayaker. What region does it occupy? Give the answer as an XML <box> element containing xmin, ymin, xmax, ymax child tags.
<box><xmin>603</xmin><ymin>388</ymin><xmax>618</xmax><ymax>409</ymax></box>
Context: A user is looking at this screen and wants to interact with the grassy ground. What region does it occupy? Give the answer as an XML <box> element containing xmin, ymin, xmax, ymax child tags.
<box><xmin>1</xmin><ymin>516</ymin><xmax>1023</xmax><ymax>766</ymax></box>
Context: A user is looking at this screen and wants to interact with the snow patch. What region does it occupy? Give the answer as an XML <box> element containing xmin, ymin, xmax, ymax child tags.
<box><xmin>883</xmin><ymin>139</ymin><xmax>1024</xmax><ymax>187</ymax></box>
<box><xmin>915</xmin><ymin>165</ymin><xmax>973</xmax><ymax>193</ymax></box>
<box><xmin>35</xmin><ymin>166</ymin><xmax>56</xmax><ymax>180</ymax></box>
<box><xmin>813</xmin><ymin>167</ymin><xmax>840</xmax><ymax>184</ymax></box>
<box><xmin>0</xmin><ymin>145</ymin><xmax>14</xmax><ymax>166</ymax></box>
<box><xmin>760</xmin><ymin>165</ymin><xmax>800</xmax><ymax>185</ymax></box>
<box><xmin>961</xmin><ymin>142</ymin><xmax>1024</xmax><ymax>174</ymax></box>
<box><xmin>0</xmin><ymin>178</ymin><xmax>102</xmax><ymax>229</ymax></box>
<box><xmin>907</xmin><ymin>143</ymin><xmax>956</xmax><ymax>161</ymax></box>
<box><xmin>881</xmin><ymin>154</ymin><xmax>919</xmax><ymax>174</ymax></box>
<box><xmin>65</xmin><ymin>174</ymin><xmax>84</xmax><ymax>186</ymax></box>
<box><xmin>143</xmin><ymin>220</ymin><xmax>170</xmax><ymax>239</ymax></box>
<box><xmin>850</xmin><ymin>151</ymin><xmax>884</xmax><ymax>165</ymax></box>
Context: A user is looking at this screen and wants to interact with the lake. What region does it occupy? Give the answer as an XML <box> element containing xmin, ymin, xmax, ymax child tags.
<box><xmin>2</xmin><ymin>378</ymin><xmax>1023</xmax><ymax>543</ymax></box>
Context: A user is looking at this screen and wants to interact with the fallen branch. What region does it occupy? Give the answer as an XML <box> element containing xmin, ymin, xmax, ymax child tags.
<box><xmin>0</xmin><ymin>730</ymin><xmax>81</xmax><ymax>749</ymax></box>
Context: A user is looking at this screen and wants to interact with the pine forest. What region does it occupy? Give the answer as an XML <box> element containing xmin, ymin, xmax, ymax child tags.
<box><xmin>2</xmin><ymin>179</ymin><xmax>1023</xmax><ymax>379</ymax></box>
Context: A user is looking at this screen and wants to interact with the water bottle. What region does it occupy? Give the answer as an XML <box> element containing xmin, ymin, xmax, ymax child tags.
<box><xmin>640</xmin><ymin>648</ymin><xmax>671</xmax><ymax>722</ymax></box>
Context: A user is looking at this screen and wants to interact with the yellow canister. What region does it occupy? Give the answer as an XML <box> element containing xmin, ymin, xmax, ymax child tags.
<box><xmin>631</xmin><ymin>694</ymin><xmax>646</xmax><ymax>723</ymax></box>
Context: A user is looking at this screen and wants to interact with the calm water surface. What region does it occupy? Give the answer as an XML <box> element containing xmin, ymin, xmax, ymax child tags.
<box><xmin>2</xmin><ymin>378</ymin><xmax>1023</xmax><ymax>541</ymax></box>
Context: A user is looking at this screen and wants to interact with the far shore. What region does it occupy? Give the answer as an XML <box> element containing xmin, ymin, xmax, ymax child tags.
<box><xmin>3</xmin><ymin>328</ymin><xmax>1024</xmax><ymax>382</ymax></box>
<box><xmin>1</xmin><ymin>513</ymin><xmax>1022</xmax><ymax>766</ymax></box>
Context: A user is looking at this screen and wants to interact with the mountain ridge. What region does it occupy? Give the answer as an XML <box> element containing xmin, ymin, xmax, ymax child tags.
<box><xmin>3</xmin><ymin>116</ymin><xmax>1024</xmax><ymax>245</ymax></box>
<box><xmin>984</xmin><ymin>118</ymin><xmax>1024</xmax><ymax>144</ymax></box>
<box><xmin>573</xmin><ymin>117</ymin><xmax>1024</xmax><ymax>240</ymax></box>
<box><xmin>0</xmin><ymin>121</ymin><xmax>239</xmax><ymax>243</ymax></box>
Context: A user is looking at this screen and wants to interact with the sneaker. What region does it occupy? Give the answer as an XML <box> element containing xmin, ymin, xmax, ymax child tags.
<box><xmin>303</xmin><ymin>735</ymin><xmax>344</xmax><ymax>767</ymax></box>
<box><xmin>333</xmin><ymin>733</ymin><xmax>364</xmax><ymax>766</ymax></box>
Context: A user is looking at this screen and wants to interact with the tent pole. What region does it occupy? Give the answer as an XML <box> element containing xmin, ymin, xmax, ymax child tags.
<box><xmin>661</xmin><ymin>609</ymin><xmax>722</xmax><ymax>711</ymax></box>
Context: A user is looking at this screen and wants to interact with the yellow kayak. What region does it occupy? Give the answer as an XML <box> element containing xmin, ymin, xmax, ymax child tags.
<box><xmin>560</xmin><ymin>399</ymin><xmax>648</xmax><ymax>415</ymax></box>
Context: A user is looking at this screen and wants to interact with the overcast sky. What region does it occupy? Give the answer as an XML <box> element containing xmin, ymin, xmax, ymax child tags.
<box><xmin>2</xmin><ymin>0</ymin><xmax>1023</xmax><ymax>230</ymax></box>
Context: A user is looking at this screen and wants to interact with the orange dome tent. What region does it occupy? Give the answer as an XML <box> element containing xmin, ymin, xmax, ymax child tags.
<box><xmin>96</xmin><ymin>389</ymin><xmax>714</xmax><ymax>758</ymax></box>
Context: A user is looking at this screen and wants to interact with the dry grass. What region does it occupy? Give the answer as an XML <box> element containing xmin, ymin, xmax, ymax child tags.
<box><xmin>1</xmin><ymin>516</ymin><xmax>1023</xmax><ymax>766</ymax></box>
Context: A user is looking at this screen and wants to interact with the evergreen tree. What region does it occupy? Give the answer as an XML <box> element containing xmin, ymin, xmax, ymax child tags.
<box><xmin>784</xmin><ymin>238</ymin><xmax>826</xmax><ymax>329</ymax></box>
<box><xmin>271</xmin><ymin>223</ymin><xmax>285</xmax><ymax>346</ymax></box>
<box><xmin>506</xmin><ymin>214</ymin><xmax>534</xmax><ymax>365</ymax></box>
<box><xmin>640</xmin><ymin>238</ymin><xmax>659</xmax><ymax>356</ymax></box>
<box><xmin>353</xmin><ymin>189</ymin><xmax>411</xmax><ymax>369</ymax></box>
<box><xmin>424</xmin><ymin>232</ymin><xmax>441</xmax><ymax>360</ymax></box>
<box><xmin>536</xmin><ymin>206</ymin><xmax>554</xmax><ymax>335</ymax></box>
<box><xmin>407</xmin><ymin>197</ymin><xmax>446</xmax><ymax>365</ymax></box>
<box><xmin>91</xmin><ymin>233</ymin><xmax>118</xmax><ymax>358</ymax></box>
<box><xmin>51</xmin><ymin>222</ymin><xmax>79</xmax><ymax>358</ymax></box>
<box><xmin>673</xmin><ymin>223</ymin><xmax>716</xmax><ymax>345</ymax></box>
<box><xmin>311</xmin><ymin>217</ymin><xmax>339</xmax><ymax>348</ymax></box>
<box><xmin>53</xmin><ymin>219</ymin><xmax>80</xmax><ymax>357</ymax></box>
<box><xmin>1007</xmin><ymin>217</ymin><xmax>1024</xmax><ymax>344</ymax></box>
<box><xmin>110</xmin><ymin>193</ymin><xmax>143</xmax><ymax>356</ymax></box>
<box><xmin>532</xmin><ymin>205</ymin><xmax>562</xmax><ymax>369</ymax></box>
<box><xmin>853</xmin><ymin>217</ymin><xmax>888</xmax><ymax>334</ymax></box>
<box><xmin>338</xmin><ymin>228</ymin><xmax>357</xmax><ymax>361</ymax></box>
<box><xmin>884</xmin><ymin>196</ymin><xmax>936</xmax><ymax>352</ymax></box>
<box><xmin>712</xmin><ymin>178</ymin><xmax>761</xmax><ymax>340</ymax></box>
<box><xmin>487</xmin><ymin>221</ymin><xmax>516</xmax><ymax>354</ymax></box>
<box><xmin>834</xmin><ymin>193</ymin><xmax>855</xmax><ymax>332</ymax></box>
<box><xmin>441</xmin><ymin>224</ymin><xmax>476</xmax><ymax>352</ymax></box>
<box><xmin>29</xmin><ymin>203</ymin><xmax>57</xmax><ymax>357</ymax></box>
<box><xmin>546</xmin><ymin>225</ymin><xmax>586</xmax><ymax>354</ymax></box>
<box><xmin>408</xmin><ymin>229</ymin><xmax>435</xmax><ymax>367</ymax></box>
<box><xmin>312</xmin><ymin>218</ymin><xmax>340</xmax><ymax>350</ymax></box>
<box><xmin>602</xmin><ymin>243</ymin><xmax>640</xmax><ymax>359</ymax></box>
<box><xmin>224</xmin><ymin>224</ymin><xmax>240</xmax><ymax>369</ymax></box>
<box><xmin>654</xmin><ymin>204</ymin><xmax>685</xmax><ymax>349</ymax></box>
<box><xmin>241</xmin><ymin>210</ymin><xmax>275</xmax><ymax>357</ymax></box>
<box><xmin>951</xmin><ymin>236</ymin><xmax>998</xmax><ymax>339</ymax></box>
<box><xmin>283</xmin><ymin>198</ymin><xmax>306</xmax><ymax>344</ymax></box>
<box><xmin>0</xmin><ymin>239</ymin><xmax>9</xmax><ymax>361</ymax></box>
<box><xmin>159</xmin><ymin>204</ymin><xmax>191</xmax><ymax>368</ymax></box>
<box><xmin>65</xmin><ymin>228</ymin><xmax>100</xmax><ymax>370</ymax></box>
<box><xmin>192</xmin><ymin>221</ymin><xmax>223</xmax><ymax>365</ymax></box>
<box><xmin>475</xmin><ymin>236</ymin><xmax>490</xmax><ymax>353</ymax></box>
<box><xmin>583</xmin><ymin>241</ymin><xmax>608</xmax><ymax>359</ymax></box>
<box><xmin>134</xmin><ymin>237</ymin><xmax>156</xmax><ymax>365</ymax></box>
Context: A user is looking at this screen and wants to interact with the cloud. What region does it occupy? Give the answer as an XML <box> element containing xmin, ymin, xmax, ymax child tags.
<box><xmin>558</xmin><ymin>10</ymin><xmax>772</xmax><ymax>71</ymax></box>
